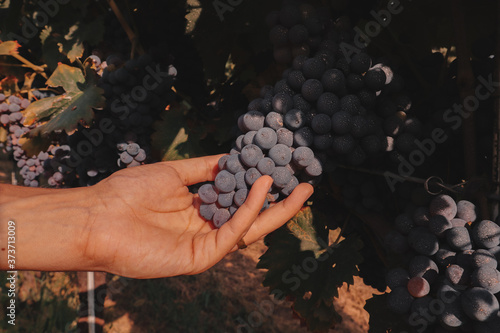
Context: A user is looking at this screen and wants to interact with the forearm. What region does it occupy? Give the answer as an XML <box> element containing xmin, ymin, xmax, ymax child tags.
<box><xmin>0</xmin><ymin>186</ymin><xmax>98</xmax><ymax>272</ymax></box>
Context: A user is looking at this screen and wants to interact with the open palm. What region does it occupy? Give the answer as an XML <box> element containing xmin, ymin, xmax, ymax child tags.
<box><xmin>85</xmin><ymin>155</ymin><xmax>313</xmax><ymax>278</ymax></box>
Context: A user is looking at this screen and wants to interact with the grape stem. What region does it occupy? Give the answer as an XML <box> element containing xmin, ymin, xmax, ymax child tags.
<box><xmin>107</xmin><ymin>0</ymin><xmax>144</xmax><ymax>57</ymax></box>
<box><xmin>336</xmin><ymin>164</ymin><xmax>466</xmax><ymax>194</ymax></box>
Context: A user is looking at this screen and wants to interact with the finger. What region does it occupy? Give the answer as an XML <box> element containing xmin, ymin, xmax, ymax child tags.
<box><xmin>210</xmin><ymin>175</ymin><xmax>273</xmax><ymax>257</ymax></box>
<box><xmin>235</xmin><ymin>183</ymin><xmax>314</xmax><ymax>247</ymax></box>
<box><xmin>164</xmin><ymin>154</ymin><xmax>226</xmax><ymax>186</ymax></box>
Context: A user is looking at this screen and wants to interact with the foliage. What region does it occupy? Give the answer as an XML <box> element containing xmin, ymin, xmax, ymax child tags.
<box><xmin>258</xmin><ymin>207</ymin><xmax>363</xmax><ymax>331</ymax></box>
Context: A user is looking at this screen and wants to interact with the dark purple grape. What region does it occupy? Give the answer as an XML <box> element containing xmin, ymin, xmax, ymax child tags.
<box><xmin>284</xmin><ymin>109</ymin><xmax>306</xmax><ymax>130</ymax></box>
<box><xmin>430</xmin><ymin>194</ymin><xmax>457</xmax><ymax>221</ymax></box>
<box><xmin>471</xmin><ymin>266</ymin><xmax>500</xmax><ymax>294</ymax></box>
<box><xmin>301</xmin><ymin>79</ymin><xmax>323</xmax><ymax>102</ymax></box>
<box><xmin>472</xmin><ymin>220</ymin><xmax>500</xmax><ymax>249</ymax></box>
<box><xmin>407</xmin><ymin>276</ymin><xmax>430</xmax><ymax>298</ymax></box>
<box><xmin>408</xmin><ymin>227</ymin><xmax>439</xmax><ymax>256</ymax></box>
<box><xmin>200</xmin><ymin>203</ymin><xmax>217</xmax><ymax>220</ymax></box>
<box><xmin>268</xmin><ymin>144</ymin><xmax>292</xmax><ymax>166</ymax></box>
<box><xmin>302</xmin><ymin>58</ymin><xmax>326</xmax><ymax>79</ymax></box>
<box><xmin>240</xmin><ymin>144</ymin><xmax>264</xmax><ymax>168</ymax></box>
<box><xmin>254</xmin><ymin>127</ymin><xmax>278</xmax><ymax>150</ymax></box>
<box><xmin>215</xmin><ymin>170</ymin><xmax>236</xmax><ymax>193</ymax></box>
<box><xmin>265</xmin><ymin>112</ymin><xmax>284</xmax><ymax>130</ymax></box>
<box><xmin>447</xmin><ymin>227</ymin><xmax>473</xmax><ymax>251</ymax></box>
<box><xmin>213</xmin><ymin>208</ymin><xmax>231</xmax><ymax>228</ymax></box>
<box><xmin>218</xmin><ymin>191</ymin><xmax>235</xmax><ymax>208</ymax></box>
<box><xmin>257</xmin><ymin>157</ymin><xmax>275</xmax><ymax>175</ymax></box>
<box><xmin>198</xmin><ymin>184</ymin><xmax>218</xmax><ymax>204</ymax></box>
<box><xmin>242</xmin><ymin>111</ymin><xmax>265</xmax><ymax>132</ymax></box>
<box><xmin>271</xmin><ymin>166</ymin><xmax>292</xmax><ymax>188</ymax></box>
<box><xmin>234</xmin><ymin>188</ymin><xmax>249</xmax><ymax>207</ymax></box>
<box><xmin>461</xmin><ymin>287</ymin><xmax>499</xmax><ymax>322</ymax></box>
<box><xmin>311</xmin><ymin>114</ymin><xmax>331</xmax><ymax>134</ymax></box>
<box><xmin>316</xmin><ymin>92</ymin><xmax>340</xmax><ymax>116</ymax></box>
<box><xmin>456</xmin><ymin>200</ymin><xmax>477</xmax><ymax>223</ymax></box>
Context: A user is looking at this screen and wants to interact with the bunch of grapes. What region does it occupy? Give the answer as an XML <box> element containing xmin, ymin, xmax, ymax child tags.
<box><xmin>49</xmin><ymin>54</ymin><xmax>177</xmax><ymax>186</ymax></box>
<box><xmin>116</xmin><ymin>142</ymin><xmax>148</xmax><ymax>168</ymax></box>
<box><xmin>40</xmin><ymin>145</ymin><xmax>77</xmax><ymax>187</ymax></box>
<box><xmin>0</xmin><ymin>94</ymin><xmax>50</xmax><ymax>187</ymax></box>
<box><xmin>198</xmin><ymin>0</ymin><xmax>420</xmax><ymax>226</ymax></box>
<box><xmin>198</xmin><ymin>111</ymin><xmax>323</xmax><ymax>227</ymax></box>
<box><xmin>385</xmin><ymin>194</ymin><xmax>500</xmax><ymax>331</ymax></box>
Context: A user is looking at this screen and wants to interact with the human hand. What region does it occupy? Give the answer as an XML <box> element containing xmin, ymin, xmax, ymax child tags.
<box><xmin>86</xmin><ymin>155</ymin><xmax>314</xmax><ymax>278</ymax></box>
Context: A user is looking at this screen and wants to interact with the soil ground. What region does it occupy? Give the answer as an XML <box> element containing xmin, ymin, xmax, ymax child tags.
<box><xmin>103</xmin><ymin>239</ymin><xmax>378</xmax><ymax>333</ymax></box>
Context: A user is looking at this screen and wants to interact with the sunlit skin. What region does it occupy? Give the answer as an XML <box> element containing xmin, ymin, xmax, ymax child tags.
<box><xmin>0</xmin><ymin>155</ymin><xmax>313</xmax><ymax>279</ymax></box>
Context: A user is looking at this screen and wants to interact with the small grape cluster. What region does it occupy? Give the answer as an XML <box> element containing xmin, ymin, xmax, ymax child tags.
<box><xmin>42</xmin><ymin>145</ymin><xmax>76</xmax><ymax>187</ymax></box>
<box><xmin>0</xmin><ymin>94</ymin><xmax>49</xmax><ymax>187</ymax></box>
<box><xmin>385</xmin><ymin>195</ymin><xmax>500</xmax><ymax>331</ymax></box>
<box><xmin>116</xmin><ymin>142</ymin><xmax>147</xmax><ymax>168</ymax></box>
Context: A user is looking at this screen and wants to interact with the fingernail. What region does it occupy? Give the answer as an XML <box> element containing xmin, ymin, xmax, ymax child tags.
<box><xmin>305</xmin><ymin>184</ymin><xmax>314</xmax><ymax>198</ymax></box>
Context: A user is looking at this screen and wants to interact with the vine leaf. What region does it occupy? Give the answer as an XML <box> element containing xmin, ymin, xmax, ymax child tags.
<box><xmin>23</xmin><ymin>63</ymin><xmax>105</xmax><ymax>136</ymax></box>
<box><xmin>364</xmin><ymin>293</ymin><xmax>412</xmax><ymax>333</ymax></box>
<box><xmin>20</xmin><ymin>133</ymin><xmax>51</xmax><ymax>158</ymax></box>
<box><xmin>0</xmin><ymin>40</ymin><xmax>20</xmax><ymax>55</ymax></box>
<box><xmin>151</xmin><ymin>103</ymin><xmax>204</xmax><ymax>161</ymax></box>
<box><xmin>257</xmin><ymin>207</ymin><xmax>363</xmax><ymax>332</ymax></box>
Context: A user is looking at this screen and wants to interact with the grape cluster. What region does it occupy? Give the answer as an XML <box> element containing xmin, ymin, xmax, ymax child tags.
<box><xmin>41</xmin><ymin>145</ymin><xmax>77</xmax><ymax>187</ymax></box>
<box><xmin>198</xmin><ymin>0</ymin><xmax>420</xmax><ymax>226</ymax></box>
<box><xmin>385</xmin><ymin>195</ymin><xmax>500</xmax><ymax>331</ymax></box>
<box><xmin>198</xmin><ymin>115</ymin><xmax>322</xmax><ymax>227</ymax></box>
<box><xmin>53</xmin><ymin>54</ymin><xmax>177</xmax><ymax>186</ymax></box>
<box><xmin>116</xmin><ymin>142</ymin><xmax>148</xmax><ymax>168</ymax></box>
<box><xmin>0</xmin><ymin>94</ymin><xmax>48</xmax><ymax>187</ymax></box>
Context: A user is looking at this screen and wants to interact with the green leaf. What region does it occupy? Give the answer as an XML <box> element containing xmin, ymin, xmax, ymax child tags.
<box><xmin>23</xmin><ymin>95</ymin><xmax>67</xmax><ymax>125</ymax></box>
<box><xmin>365</xmin><ymin>293</ymin><xmax>413</xmax><ymax>333</ymax></box>
<box><xmin>151</xmin><ymin>103</ymin><xmax>204</xmax><ymax>161</ymax></box>
<box><xmin>30</xmin><ymin>85</ymin><xmax>105</xmax><ymax>136</ymax></box>
<box><xmin>0</xmin><ymin>40</ymin><xmax>20</xmax><ymax>55</ymax></box>
<box><xmin>46</xmin><ymin>64</ymin><xmax>85</xmax><ymax>94</ymax></box>
<box><xmin>257</xmin><ymin>207</ymin><xmax>363</xmax><ymax>332</ymax></box>
<box><xmin>24</xmin><ymin>63</ymin><xmax>105</xmax><ymax>136</ymax></box>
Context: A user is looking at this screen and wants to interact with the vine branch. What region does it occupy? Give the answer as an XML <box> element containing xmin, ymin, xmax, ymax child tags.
<box><xmin>107</xmin><ymin>0</ymin><xmax>144</xmax><ymax>57</ymax></box>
